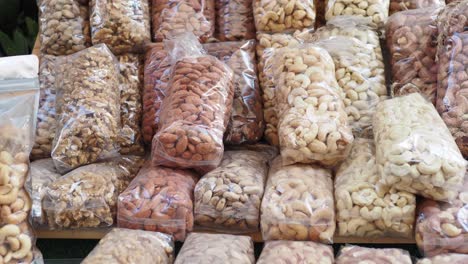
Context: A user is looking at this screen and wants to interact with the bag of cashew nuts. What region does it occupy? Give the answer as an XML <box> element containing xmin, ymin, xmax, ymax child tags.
<box><xmin>42</xmin><ymin>156</ymin><xmax>144</xmax><ymax>229</ymax></box>
<box><xmin>215</xmin><ymin>0</ymin><xmax>255</xmax><ymax>41</ymax></box>
<box><xmin>38</xmin><ymin>0</ymin><xmax>90</xmax><ymax>55</ymax></box>
<box><xmin>0</xmin><ymin>55</ymin><xmax>42</xmax><ymax>263</ymax></box>
<box><xmin>194</xmin><ymin>148</ymin><xmax>273</xmax><ymax>233</ymax></box>
<box><xmin>386</xmin><ymin>7</ymin><xmax>440</xmax><ymax>104</ymax></box>
<box><xmin>174</xmin><ymin>233</ymin><xmax>255</xmax><ymax>264</ymax></box>
<box><xmin>257</xmin><ymin>241</ymin><xmax>335</xmax><ymax>264</ymax></box>
<box><xmin>152</xmin><ymin>0</ymin><xmax>215</xmax><ymax>42</ymax></box>
<box><xmin>82</xmin><ymin>228</ymin><xmax>175</xmax><ymax>264</ymax></box>
<box><xmin>325</xmin><ymin>0</ymin><xmax>390</xmax><ymax>29</ymax></box>
<box><xmin>273</xmin><ymin>44</ymin><xmax>354</xmax><ymax>166</ymax></box>
<box><xmin>261</xmin><ymin>157</ymin><xmax>335</xmax><ymax>243</ymax></box>
<box><xmin>90</xmin><ymin>0</ymin><xmax>151</xmax><ymax>54</ymax></box>
<box><xmin>335</xmin><ymin>138</ymin><xmax>416</xmax><ymax>238</ymax></box>
<box><xmin>389</xmin><ymin>0</ymin><xmax>444</xmax><ymax>15</ymax></box>
<box><xmin>417</xmin><ymin>253</ymin><xmax>468</xmax><ymax>264</ymax></box>
<box><xmin>117</xmin><ymin>164</ymin><xmax>198</xmax><ymax>241</ymax></box>
<box><xmin>335</xmin><ymin>245</ymin><xmax>412</xmax><ymax>264</ymax></box>
<box><xmin>151</xmin><ymin>33</ymin><xmax>234</xmax><ymax>172</ymax></box>
<box><xmin>253</xmin><ymin>0</ymin><xmax>316</xmax><ymax>33</ymax></box>
<box><xmin>204</xmin><ymin>40</ymin><xmax>264</xmax><ymax>145</ymax></box>
<box><xmin>52</xmin><ymin>44</ymin><xmax>121</xmax><ymax>173</ymax></box>
<box><xmin>373</xmin><ymin>93</ymin><xmax>467</xmax><ymax>201</ymax></box>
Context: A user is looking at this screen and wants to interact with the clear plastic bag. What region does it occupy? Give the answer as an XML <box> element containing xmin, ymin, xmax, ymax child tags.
<box><xmin>253</xmin><ymin>0</ymin><xmax>316</xmax><ymax>33</ymax></box>
<box><xmin>261</xmin><ymin>157</ymin><xmax>335</xmax><ymax>243</ymax></box>
<box><xmin>373</xmin><ymin>93</ymin><xmax>467</xmax><ymax>201</ymax></box>
<box><xmin>417</xmin><ymin>254</ymin><xmax>468</xmax><ymax>264</ymax></box>
<box><xmin>204</xmin><ymin>40</ymin><xmax>264</xmax><ymax>145</ymax></box>
<box><xmin>117</xmin><ymin>164</ymin><xmax>198</xmax><ymax>241</ymax></box>
<box><xmin>174</xmin><ymin>233</ymin><xmax>255</xmax><ymax>264</ymax></box>
<box><xmin>336</xmin><ymin>245</ymin><xmax>412</xmax><ymax>264</ymax></box>
<box><xmin>52</xmin><ymin>44</ymin><xmax>121</xmax><ymax>173</ymax></box>
<box><xmin>38</xmin><ymin>0</ymin><xmax>90</xmax><ymax>55</ymax></box>
<box><xmin>215</xmin><ymin>0</ymin><xmax>255</xmax><ymax>41</ymax></box>
<box><xmin>335</xmin><ymin>138</ymin><xmax>416</xmax><ymax>238</ymax></box>
<box><xmin>82</xmin><ymin>228</ymin><xmax>174</xmax><ymax>264</ymax></box>
<box><xmin>90</xmin><ymin>0</ymin><xmax>151</xmax><ymax>54</ymax></box>
<box><xmin>389</xmin><ymin>0</ymin><xmax>444</xmax><ymax>14</ymax></box>
<box><xmin>386</xmin><ymin>7</ymin><xmax>440</xmax><ymax>104</ymax></box>
<box><xmin>151</xmin><ymin>34</ymin><xmax>234</xmax><ymax>172</ymax></box>
<box><xmin>151</xmin><ymin>0</ymin><xmax>215</xmax><ymax>42</ymax></box>
<box><xmin>325</xmin><ymin>0</ymin><xmax>390</xmax><ymax>29</ymax></box>
<box><xmin>257</xmin><ymin>241</ymin><xmax>334</xmax><ymax>264</ymax></box>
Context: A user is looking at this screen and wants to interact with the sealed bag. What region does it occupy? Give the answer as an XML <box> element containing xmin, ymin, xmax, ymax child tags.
<box><xmin>389</xmin><ymin>0</ymin><xmax>444</xmax><ymax>14</ymax></box>
<box><xmin>261</xmin><ymin>157</ymin><xmax>335</xmax><ymax>243</ymax></box>
<box><xmin>336</xmin><ymin>245</ymin><xmax>412</xmax><ymax>264</ymax></box>
<box><xmin>336</xmin><ymin>138</ymin><xmax>416</xmax><ymax>238</ymax></box>
<box><xmin>174</xmin><ymin>233</ymin><xmax>255</xmax><ymax>264</ymax></box>
<box><xmin>257</xmin><ymin>241</ymin><xmax>334</xmax><ymax>264</ymax></box>
<box><xmin>215</xmin><ymin>0</ymin><xmax>255</xmax><ymax>41</ymax></box>
<box><xmin>325</xmin><ymin>0</ymin><xmax>389</xmax><ymax>29</ymax></box>
<box><xmin>82</xmin><ymin>228</ymin><xmax>174</xmax><ymax>264</ymax></box>
<box><xmin>52</xmin><ymin>44</ymin><xmax>121</xmax><ymax>173</ymax></box>
<box><xmin>118</xmin><ymin>164</ymin><xmax>198</xmax><ymax>241</ymax></box>
<box><xmin>417</xmin><ymin>254</ymin><xmax>468</xmax><ymax>264</ymax></box>
<box><xmin>373</xmin><ymin>93</ymin><xmax>467</xmax><ymax>201</ymax></box>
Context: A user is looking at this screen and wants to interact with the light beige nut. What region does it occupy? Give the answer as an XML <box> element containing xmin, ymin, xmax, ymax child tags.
<box><xmin>257</xmin><ymin>241</ymin><xmax>334</xmax><ymax>263</ymax></box>
<box><xmin>325</xmin><ymin>0</ymin><xmax>390</xmax><ymax>29</ymax></box>
<box><xmin>417</xmin><ymin>253</ymin><xmax>468</xmax><ymax>264</ymax></box>
<box><xmin>215</xmin><ymin>0</ymin><xmax>255</xmax><ymax>41</ymax></box>
<box><xmin>389</xmin><ymin>0</ymin><xmax>444</xmax><ymax>15</ymax></box>
<box><xmin>336</xmin><ymin>245</ymin><xmax>412</xmax><ymax>264</ymax></box>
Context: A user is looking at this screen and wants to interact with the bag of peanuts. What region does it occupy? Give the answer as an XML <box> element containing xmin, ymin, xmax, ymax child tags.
<box><xmin>82</xmin><ymin>228</ymin><xmax>174</xmax><ymax>264</ymax></box>
<box><xmin>257</xmin><ymin>241</ymin><xmax>334</xmax><ymax>264</ymax></box>
<box><xmin>194</xmin><ymin>148</ymin><xmax>273</xmax><ymax>233</ymax></box>
<box><xmin>151</xmin><ymin>33</ymin><xmax>234</xmax><ymax>172</ymax></box>
<box><xmin>386</xmin><ymin>7</ymin><xmax>440</xmax><ymax>104</ymax></box>
<box><xmin>151</xmin><ymin>0</ymin><xmax>215</xmax><ymax>42</ymax></box>
<box><xmin>52</xmin><ymin>44</ymin><xmax>121</xmax><ymax>173</ymax></box>
<box><xmin>117</xmin><ymin>164</ymin><xmax>198</xmax><ymax>241</ymax></box>
<box><xmin>389</xmin><ymin>0</ymin><xmax>444</xmax><ymax>15</ymax></box>
<box><xmin>417</xmin><ymin>253</ymin><xmax>468</xmax><ymax>264</ymax></box>
<box><xmin>38</xmin><ymin>0</ymin><xmax>90</xmax><ymax>55</ymax></box>
<box><xmin>0</xmin><ymin>55</ymin><xmax>42</xmax><ymax>263</ymax></box>
<box><xmin>215</xmin><ymin>0</ymin><xmax>255</xmax><ymax>41</ymax></box>
<box><xmin>336</xmin><ymin>245</ymin><xmax>412</xmax><ymax>264</ymax></box>
<box><xmin>373</xmin><ymin>93</ymin><xmax>467</xmax><ymax>201</ymax></box>
<box><xmin>335</xmin><ymin>138</ymin><xmax>416</xmax><ymax>238</ymax></box>
<box><xmin>42</xmin><ymin>156</ymin><xmax>144</xmax><ymax>229</ymax></box>
<box><xmin>204</xmin><ymin>40</ymin><xmax>264</xmax><ymax>145</ymax></box>
<box><xmin>174</xmin><ymin>233</ymin><xmax>255</xmax><ymax>264</ymax></box>
<box><xmin>325</xmin><ymin>0</ymin><xmax>390</xmax><ymax>29</ymax></box>
<box><xmin>261</xmin><ymin>157</ymin><xmax>335</xmax><ymax>243</ymax></box>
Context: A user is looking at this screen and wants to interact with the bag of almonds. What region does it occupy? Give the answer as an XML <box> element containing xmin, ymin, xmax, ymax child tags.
<box><xmin>151</xmin><ymin>33</ymin><xmax>234</xmax><ymax>172</ymax></box>
<box><xmin>325</xmin><ymin>0</ymin><xmax>390</xmax><ymax>29</ymax></box>
<box><xmin>215</xmin><ymin>0</ymin><xmax>255</xmax><ymax>41</ymax></box>
<box><xmin>117</xmin><ymin>164</ymin><xmax>198</xmax><ymax>241</ymax></box>
<box><xmin>389</xmin><ymin>0</ymin><xmax>444</xmax><ymax>15</ymax></box>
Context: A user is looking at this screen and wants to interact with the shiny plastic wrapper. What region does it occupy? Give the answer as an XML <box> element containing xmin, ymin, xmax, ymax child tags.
<box><xmin>215</xmin><ymin>0</ymin><xmax>255</xmax><ymax>41</ymax></box>
<box><xmin>336</xmin><ymin>245</ymin><xmax>412</xmax><ymax>264</ymax></box>
<box><xmin>325</xmin><ymin>0</ymin><xmax>389</xmax><ymax>29</ymax></box>
<box><xmin>417</xmin><ymin>254</ymin><xmax>468</xmax><ymax>264</ymax></box>
<box><xmin>257</xmin><ymin>241</ymin><xmax>334</xmax><ymax>264</ymax></box>
<box><xmin>389</xmin><ymin>0</ymin><xmax>444</xmax><ymax>14</ymax></box>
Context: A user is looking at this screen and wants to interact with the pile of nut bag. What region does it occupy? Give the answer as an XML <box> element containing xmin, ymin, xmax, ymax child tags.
<box><xmin>0</xmin><ymin>0</ymin><xmax>468</xmax><ymax>263</ymax></box>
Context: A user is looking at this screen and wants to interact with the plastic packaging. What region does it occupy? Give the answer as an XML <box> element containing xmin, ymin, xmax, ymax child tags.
<box><xmin>373</xmin><ymin>93</ymin><xmax>467</xmax><ymax>201</ymax></box>
<box><xmin>118</xmin><ymin>164</ymin><xmax>198</xmax><ymax>241</ymax></box>
<box><xmin>52</xmin><ymin>44</ymin><xmax>121</xmax><ymax>173</ymax></box>
<box><xmin>215</xmin><ymin>0</ymin><xmax>255</xmax><ymax>41</ymax></box>
<box><xmin>389</xmin><ymin>0</ymin><xmax>444</xmax><ymax>14</ymax></box>
<box><xmin>325</xmin><ymin>0</ymin><xmax>389</xmax><ymax>29</ymax></box>
<box><xmin>90</xmin><ymin>0</ymin><xmax>151</xmax><ymax>54</ymax></box>
<box><xmin>38</xmin><ymin>0</ymin><xmax>90</xmax><ymax>55</ymax></box>
<box><xmin>335</xmin><ymin>138</ymin><xmax>416</xmax><ymax>238</ymax></box>
<box><xmin>204</xmin><ymin>41</ymin><xmax>264</xmax><ymax>144</ymax></box>
<box><xmin>151</xmin><ymin>0</ymin><xmax>215</xmax><ymax>42</ymax></box>
<box><xmin>151</xmin><ymin>34</ymin><xmax>234</xmax><ymax>172</ymax></box>
<box><xmin>174</xmin><ymin>233</ymin><xmax>255</xmax><ymax>264</ymax></box>
<box><xmin>386</xmin><ymin>7</ymin><xmax>440</xmax><ymax>104</ymax></box>
<box><xmin>336</xmin><ymin>245</ymin><xmax>412</xmax><ymax>264</ymax></box>
<box><xmin>261</xmin><ymin>157</ymin><xmax>335</xmax><ymax>243</ymax></box>
<box><xmin>253</xmin><ymin>0</ymin><xmax>316</xmax><ymax>33</ymax></box>
<box><xmin>82</xmin><ymin>228</ymin><xmax>174</xmax><ymax>264</ymax></box>
<box><xmin>257</xmin><ymin>241</ymin><xmax>334</xmax><ymax>264</ymax></box>
<box><xmin>417</xmin><ymin>254</ymin><xmax>468</xmax><ymax>264</ymax></box>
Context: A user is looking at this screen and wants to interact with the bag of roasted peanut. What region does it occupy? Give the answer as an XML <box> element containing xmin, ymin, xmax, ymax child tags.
<box><xmin>389</xmin><ymin>0</ymin><xmax>444</xmax><ymax>14</ymax></box>
<box><xmin>0</xmin><ymin>55</ymin><xmax>43</xmax><ymax>263</ymax></box>
<box><xmin>417</xmin><ymin>253</ymin><xmax>468</xmax><ymax>264</ymax></box>
<box><xmin>325</xmin><ymin>0</ymin><xmax>389</xmax><ymax>29</ymax></box>
<box><xmin>257</xmin><ymin>241</ymin><xmax>334</xmax><ymax>263</ymax></box>
<box><xmin>215</xmin><ymin>0</ymin><xmax>255</xmax><ymax>41</ymax></box>
<box><xmin>82</xmin><ymin>228</ymin><xmax>174</xmax><ymax>264</ymax></box>
<box><xmin>336</xmin><ymin>245</ymin><xmax>412</xmax><ymax>264</ymax></box>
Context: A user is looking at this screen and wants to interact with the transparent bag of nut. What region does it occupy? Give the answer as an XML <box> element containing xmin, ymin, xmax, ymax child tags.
<box><xmin>215</xmin><ymin>0</ymin><xmax>255</xmax><ymax>41</ymax></box>
<box><xmin>417</xmin><ymin>253</ymin><xmax>468</xmax><ymax>264</ymax></box>
<box><xmin>373</xmin><ymin>93</ymin><xmax>467</xmax><ymax>201</ymax></box>
<box><xmin>151</xmin><ymin>33</ymin><xmax>234</xmax><ymax>172</ymax></box>
<box><xmin>151</xmin><ymin>0</ymin><xmax>215</xmax><ymax>42</ymax></box>
<box><xmin>386</xmin><ymin>7</ymin><xmax>440</xmax><ymax>104</ymax></box>
<box><xmin>204</xmin><ymin>40</ymin><xmax>264</xmax><ymax>145</ymax></box>
<box><xmin>272</xmin><ymin>44</ymin><xmax>354</xmax><ymax>166</ymax></box>
<box><xmin>42</xmin><ymin>156</ymin><xmax>144</xmax><ymax>229</ymax></box>
<box><xmin>253</xmin><ymin>0</ymin><xmax>316</xmax><ymax>33</ymax></box>
<box><xmin>117</xmin><ymin>164</ymin><xmax>198</xmax><ymax>241</ymax></box>
<box><xmin>257</xmin><ymin>241</ymin><xmax>335</xmax><ymax>264</ymax></box>
<box><xmin>194</xmin><ymin>148</ymin><xmax>273</xmax><ymax>233</ymax></box>
<box><xmin>0</xmin><ymin>55</ymin><xmax>43</xmax><ymax>263</ymax></box>
<box><xmin>38</xmin><ymin>0</ymin><xmax>90</xmax><ymax>55</ymax></box>
<box><xmin>90</xmin><ymin>0</ymin><xmax>151</xmax><ymax>54</ymax></box>
<box><xmin>261</xmin><ymin>157</ymin><xmax>335</xmax><ymax>243</ymax></box>
<box><xmin>82</xmin><ymin>228</ymin><xmax>175</xmax><ymax>264</ymax></box>
<box><xmin>336</xmin><ymin>245</ymin><xmax>412</xmax><ymax>264</ymax></box>
<box><xmin>335</xmin><ymin>138</ymin><xmax>416</xmax><ymax>238</ymax></box>
<box><xmin>389</xmin><ymin>0</ymin><xmax>444</xmax><ymax>15</ymax></box>
<box><xmin>52</xmin><ymin>44</ymin><xmax>121</xmax><ymax>173</ymax></box>
<box><xmin>324</xmin><ymin>0</ymin><xmax>390</xmax><ymax>29</ymax></box>
<box><xmin>174</xmin><ymin>233</ymin><xmax>255</xmax><ymax>264</ymax></box>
